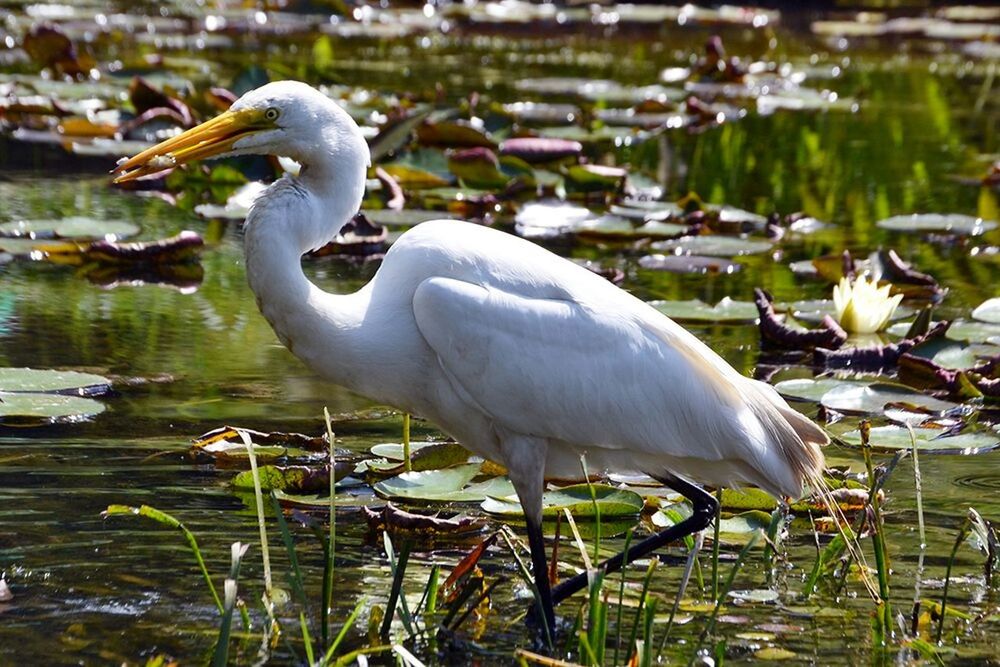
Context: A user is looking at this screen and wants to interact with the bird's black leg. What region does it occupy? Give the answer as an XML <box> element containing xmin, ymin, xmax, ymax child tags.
<box><xmin>524</xmin><ymin>512</ymin><xmax>557</xmax><ymax>639</ymax></box>
<box><xmin>551</xmin><ymin>473</ymin><xmax>717</xmax><ymax>605</ymax></box>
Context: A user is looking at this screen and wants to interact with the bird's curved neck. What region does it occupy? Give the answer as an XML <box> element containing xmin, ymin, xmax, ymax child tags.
<box><xmin>243</xmin><ymin>146</ymin><xmax>369</xmax><ymax>385</ymax></box>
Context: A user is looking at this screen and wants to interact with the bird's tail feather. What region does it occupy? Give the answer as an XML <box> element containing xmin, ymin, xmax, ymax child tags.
<box><xmin>745</xmin><ymin>379</ymin><xmax>879</xmax><ymax>601</ymax></box>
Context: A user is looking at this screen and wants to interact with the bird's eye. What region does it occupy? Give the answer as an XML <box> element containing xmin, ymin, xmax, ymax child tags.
<box><xmin>264</xmin><ymin>107</ymin><xmax>280</xmax><ymax>122</ymax></box>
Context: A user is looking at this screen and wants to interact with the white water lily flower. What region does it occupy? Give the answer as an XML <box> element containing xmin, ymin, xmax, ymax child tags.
<box><xmin>833</xmin><ymin>274</ymin><xmax>903</xmax><ymax>334</ymax></box>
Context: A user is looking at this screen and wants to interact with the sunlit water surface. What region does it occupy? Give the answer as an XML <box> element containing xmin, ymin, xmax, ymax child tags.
<box><xmin>1</xmin><ymin>3</ymin><xmax>999</xmax><ymax>664</ymax></box>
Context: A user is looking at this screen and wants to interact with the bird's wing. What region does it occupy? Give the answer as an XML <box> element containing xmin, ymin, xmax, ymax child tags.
<box><xmin>411</xmin><ymin>275</ymin><xmax>808</xmax><ymax>490</ymax></box>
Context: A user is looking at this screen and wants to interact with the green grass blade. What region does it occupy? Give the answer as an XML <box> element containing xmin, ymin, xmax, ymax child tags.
<box><xmin>300</xmin><ymin>611</ymin><xmax>315</xmax><ymax>666</ymax></box>
<box><xmin>271</xmin><ymin>493</ymin><xmax>308</xmax><ymax>608</ymax></box>
<box><xmin>322</xmin><ymin>596</ymin><xmax>367</xmax><ymax>665</ymax></box>
<box><xmin>212</xmin><ymin>542</ymin><xmax>248</xmax><ymax>667</ymax></box>
<box><xmin>103</xmin><ymin>504</ymin><xmax>223</xmax><ymax>614</ymax></box>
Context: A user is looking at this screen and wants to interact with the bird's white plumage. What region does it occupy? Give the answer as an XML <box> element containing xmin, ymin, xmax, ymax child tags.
<box><xmin>114</xmin><ymin>80</ymin><xmax>833</xmax><ymax>626</ymax></box>
<box><xmin>140</xmin><ymin>79</ymin><xmax>825</xmax><ymax>520</ymax></box>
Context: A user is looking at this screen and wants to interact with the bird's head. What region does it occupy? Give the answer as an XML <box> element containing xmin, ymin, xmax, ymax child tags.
<box><xmin>113</xmin><ymin>80</ymin><xmax>370</xmax><ymax>183</ymax></box>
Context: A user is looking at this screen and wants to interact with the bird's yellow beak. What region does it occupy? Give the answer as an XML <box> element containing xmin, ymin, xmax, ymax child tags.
<box><xmin>112</xmin><ymin>108</ymin><xmax>271</xmax><ymax>183</ymax></box>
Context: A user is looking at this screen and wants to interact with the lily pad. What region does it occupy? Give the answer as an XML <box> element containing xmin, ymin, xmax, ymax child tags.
<box><xmin>364</xmin><ymin>441</ymin><xmax>470</xmax><ymax>475</ymax></box>
<box><xmin>908</xmin><ymin>338</ymin><xmax>997</xmax><ymax>370</ymax></box>
<box><xmin>575</xmin><ymin>215</ymin><xmax>687</xmax><ymax>241</ymax></box>
<box><xmin>728</xmin><ymin>589</ymin><xmax>780</xmax><ymax>604</ymax></box>
<box><xmin>361</xmin><ymin>209</ymin><xmax>456</xmax><ymax>227</ymax></box>
<box><xmin>650</xmin><ymin>235</ymin><xmax>773</xmax><ymax>257</ymax></box>
<box><xmin>0</xmin><ymin>391</ymin><xmax>105</xmax><ymax>422</ymax></box>
<box><xmin>944</xmin><ymin>320</ymin><xmax>1000</xmax><ymax>345</ymax></box>
<box><xmin>231</xmin><ymin>464</ymin><xmax>350</xmax><ymax>492</ymax></box>
<box><xmin>0</xmin><ymin>217</ymin><xmax>140</xmax><ymax>240</ymax></box>
<box><xmin>649</xmin><ymin>298</ymin><xmax>758</xmax><ymax>323</ymax></box>
<box><xmin>0</xmin><ymin>367</ymin><xmax>111</xmax><ymax>395</ymax></box>
<box><xmin>372</xmin><ymin>463</ymin><xmax>515</xmax><ymax>503</ymax></box>
<box><xmin>876</xmin><ymin>214</ymin><xmax>997</xmax><ymax>235</ymax></box>
<box><xmin>514</xmin><ymin>201</ymin><xmax>593</xmax><ymax>239</ymax></box>
<box><xmin>972</xmin><ymin>298</ymin><xmax>1000</xmax><ymax>325</ymax></box>
<box><xmin>821</xmin><ymin>382</ymin><xmax>959</xmax><ymax>416</ymax></box>
<box><xmin>840</xmin><ymin>425</ymin><xmax>1000</xmax><ymax>454</ymax></box>
<box><xmin>481</xmin><ymin>483</ymin><xmax>643</xmax><ymax>519</ymax></box>
<box><xmin>773</xmin><ymin>377</ymin><xmax>869</xmax><ymax>403</ymax></box>
<box><xmin>638</xmin><ymin>254</ymin><xmax>741</xmax><ymax>274</ymax></box>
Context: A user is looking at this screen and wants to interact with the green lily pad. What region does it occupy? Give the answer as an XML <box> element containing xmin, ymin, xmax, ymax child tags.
<box><xmin>365</xmin><ymin>442</ymin><xmax>470</xmax><ymax>476</ymax></box>
<box><xmin>886</xmin><ymin>319</ymin><xmax>1000</xmax><ymax>344</ymax></box>
<box><xmin>0</xmin><ymin>217</ymin><xmax>139</xmax><ymax>240</ymax></box>
<box><xmin>380</xmin><ymin>164</ymin><xmax>450</xmax><ymax>189</ymax></box>
<box><xmin>649</xmin><ymin>298</ymin><xmax>758</xmax><ymax>323</ymax></box>
<box><xmin>0</xmin><ymin>367</ymin><xmax>111</xmax><ymax>395</ymax></box>
<box><xmin>821</xmin><ymin>382</ymin><xmax>959</xmax><ymax>416</ymax></box>
<box><xmin>514</xmin><ymin>201</ymin><xmax>594</xmax><ymax>239</ymax></box>
<box><xmin>638</xmin><ymin>254</ymin><xmax>741</xmax><ymax>274</ymax></box>
<box><xmin>609</xmin><ymin>202</ymin><xmax>683</xmax><ymax>222</ymax></box>
<box><xmin>481</xmin><ymin>483</ymin><xmax>643</xmax><ymax>519</ymax></box>
<box><xmin>755</xmin><ymin>648</ymin><xmax>796</xmax><ymax>661</ymax></box>
<box><xmin>575</xmin><ymin>215</ymin><xmax>687</xmax><ymax>241</ymax></box>
<box><xmin>232</xmin><ymin>463</ymin><xmax>350</xmax><ymax>492</ymax></box>
<box><xmin>972</xmin><ymin>298</ymin><xmax>1000</xmax><ymax>325</ymax></box>
<box><xmin>908</xmin><ymin>338</ymin><xmax>997</xmax><ymax>370</ymax></box>
<box><xmin>0</xmin><ymin>391</ymin><xmax>105</xmax><ymax>421</ymax></box>
<box><xmin>945</xmin><ymin>320</ymin><xmax>1000</xmax><ymax>345</ymax></box>
<box><xmin>728</xmin><ymin>588</ymin><xmax>780</xmax><ymax>604</ymax></box>
<box><xmin>361</xmin><ymin>209</ymin><xmax>456</xmax><ymax>227</ymax></box>
<box><xmin>876</xmin><ymin>214</ymin><xmax>997</xmax><ymax>235</ymax></box>
<box><xmin>650</xmin><ymin>235</ymin><xmax>773</xmax><ymax>257</ymax></box>
<box><xmin>773</xmin><ymin>377</ymin><xmax>868</xmax><ymax>403</ymax></box>
<box><xmin>372</xmin><ymin>463</ymin><xmax>514</xmax><ymax>503</ymax></box>
<box><xmin>840</xmin><ymin>426</ymin><xmax>1000</xmax><ymax>454</ymax></box>
<box><xmin>199</xmin><ymin>440</ymin><xmax>320</xmax><ymax>462</ymax></box>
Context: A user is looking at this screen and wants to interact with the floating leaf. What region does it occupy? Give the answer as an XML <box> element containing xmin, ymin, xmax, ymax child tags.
<box><xmin>773</xmin><ymin>377</ymin><xmax>869</xmax><ymax>403</ymax></box>
<box><xmin>362</xmin><ymin>209</ymin><xmax>456</xmax><ymax>227</ymax></box>
<box><xmin>363</xmin><ymin>503</ymin><xmax>488</xmax><ymax>538</ymax></box>
<box><xmin>0</xmin><ymin>217</ymin><xmax>139</xmax><ymax>241</ymax></box>
<box><xmin>480</xmin><ymin>483</ymin><xmax>643</xmax><ymax>519</ymax></box>
<box><xmin>876</xmin><ymin>214</ymin><xmax>997</xmax><ymax>235</ymax></box>
<box><xmin>0</xmin><ymin>392</ymin><xmax>105</xmax><ymax>422</ymax></box>
<box><xmin>369</xmin><ymin>106</ymin><xmax>433</xmax><ymax>161</ymax></box>
<box><xmin>972</xmin><ymin>298</ymin><xmax>1000</xmax><ymax>325</ymax></box>
<box><xmin>728</xmin><ymin>589</ymin><xmax>780</xmax><ymax>603</ymax></box>
<box><xmin>0</xmin><ymin>367</ymin><xmax>112</xmax><ymax>395</ymax></box>
<box><xmin>649</xmin><ymin>298</ymin><xmax>758</xmax><ymax>323</ymax></box>
<box><xmin>379</xmin><ymin>164</ymin><xmax>450</xmax><ymax>189</ymax></box>
<box><xmin>754</xmin><ymin>648</ymin><xmax>796</xmax><ymax>661</ymax></box>
<box><xmin>514</xmin><ymin>201</ymin><xmax>593</xmax><ymax>239</ymax></box>
<box><xmin>821</xmin><ymin>382</ymin><xmax>959</xmax><ymax>415</ymax></box>
<box><xmin>232</xmin><ymin>464</ymin><xmax>350</xmax><ymax>492</ymax></box>
<box><xmin>447</xmin><ymin>148</ymin><xmax>509</xmax><ymax>189</ymax></box>
<box><xmin>840</xmin><ymin>426</ymin><xmax>1000</xmax><ymax>454</ymax></box>
<box><xmin>499</xmin><ymin>137</ymin><xmax>582</xmax><ymax>163</ymax></box>
<box><xmin>651</xmin><ymin>235</ymin><xmax>773</xmax><ymax>257</ymax></box>
<box><xmin>563</xmin><ymin>164</ymin><xmax>627</xmax><ymax>192</ymax></box>
<box><xmin>638</xmin><ymin>254</ymin><xmax>741</xmax><ymax>274</ymax></box>
<box><xmin>85</xmin><ymin>231</ymin><xmax>204</xmax><ymax>265</ymax></box>
<box><xmin>364</xmin><ymin>442</ymin><xmax>470</xmax><ymax>476</ymax></box>
<box><xmin>416</xmin><ymin>121</ymin><xmax>496</xmax><ymax>149</ymax></box>
<box><xmin>373</xmin><ymin>463</ymin><xmax>514</xmax><ymax>503</ymax></box>
<box><xmin>574</xmin><ymin>215</ymin><xmax>686</xmax><ymax>242</ymax></box>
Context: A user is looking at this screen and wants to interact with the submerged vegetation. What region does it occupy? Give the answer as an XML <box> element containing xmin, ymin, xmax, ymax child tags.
<box><xmin>1</xmin><ymin>1</ymin><xmax>999</xmax><ymax>665</ymax></box>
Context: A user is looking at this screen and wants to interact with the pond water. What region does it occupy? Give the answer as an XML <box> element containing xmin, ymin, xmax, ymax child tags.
<box><xmin>1</xmin><ymin>3</ymin><xmax>999</xmax><ymax>665</ymax></box>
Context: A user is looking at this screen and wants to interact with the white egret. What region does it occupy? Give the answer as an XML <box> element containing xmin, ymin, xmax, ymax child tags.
<box><xmin>114</xmin><ymin>81</ymin><xmax>827</xmax><ymax>634</ymax></box>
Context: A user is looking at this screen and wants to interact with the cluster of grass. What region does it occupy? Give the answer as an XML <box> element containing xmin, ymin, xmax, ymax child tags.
<box><xmin>103</xmin><ymin>412</ymin><xmax>1000</xmax><ymax>666</ymax></box>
